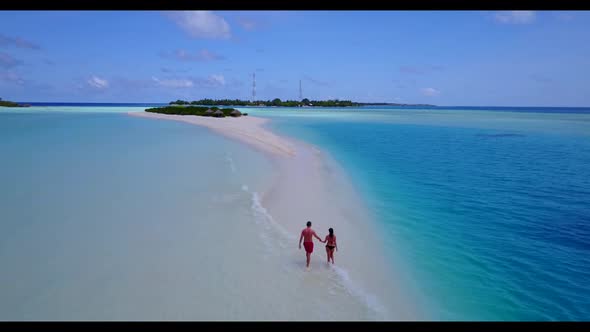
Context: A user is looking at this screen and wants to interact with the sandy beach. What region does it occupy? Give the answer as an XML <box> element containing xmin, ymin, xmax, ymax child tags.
<box><xmin>129</xmin><ymin>112</ymin><xmax>296</xmax><ymax>158</ymax></box>
<box><xmin>129</xmin><ymin>111</ymin><xmax>426</xmax><ymax>320</ymax></box>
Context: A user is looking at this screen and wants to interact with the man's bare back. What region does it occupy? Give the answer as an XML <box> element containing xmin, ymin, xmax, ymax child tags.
<box><xmin>301</xmin><ymin>227</ymin><xmax>319</xmax><ymax>242</ymax></box>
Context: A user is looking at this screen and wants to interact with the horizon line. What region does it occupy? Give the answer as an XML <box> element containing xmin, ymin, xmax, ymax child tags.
<box><xmin>13</xmin><ymin>101</ymin><xmax>590</xmax><ymax>109</ymax></box>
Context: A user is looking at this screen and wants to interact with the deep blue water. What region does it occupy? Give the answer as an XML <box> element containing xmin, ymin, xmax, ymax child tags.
<box><xmin>358</xmin><ymin>105</ymin><xmax>590</xmax><ymax>114</ymax></box>
<box><xmin>256</xmin><ymin>108</ymin><xmax>590</xmax><ymax>320</ymax></box>
<box><xmin>233</xmin><ymin>105</ymin><xmax>590</xmax><ymax>114</ymax></box>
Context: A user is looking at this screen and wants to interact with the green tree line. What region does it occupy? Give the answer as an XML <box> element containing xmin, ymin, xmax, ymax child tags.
<box><xmin>169</xmin><ymin>98</ymin><xmax>359</xmax><ymax>107</ymax></box>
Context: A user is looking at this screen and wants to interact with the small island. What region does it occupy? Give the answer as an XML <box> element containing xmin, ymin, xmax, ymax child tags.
<box><xmin>168</xmin><ymin>98</ymin><xmax>435</xmax><ymax>108</ymax></box>
<box><xmin>145</xmin><ymin>105</ymin><xmax>247</xmax><ymax>118</ymax></box>
<box><xmin>0</xmin><ymin>98</ymin><xmax>30</xmax><ymax>108</ymax></box>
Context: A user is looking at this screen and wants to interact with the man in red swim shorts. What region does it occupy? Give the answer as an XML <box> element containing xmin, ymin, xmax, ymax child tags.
<box><xmin>299</xmin><ymin>221</ymin><xmax>324</xmax><ymax>269</ymax></box>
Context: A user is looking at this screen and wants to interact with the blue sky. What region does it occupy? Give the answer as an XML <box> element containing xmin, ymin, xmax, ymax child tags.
<box><xmin>0</xmin><ymin>10</ymin><xmax>588</xmax><ymax>106</ymax></box>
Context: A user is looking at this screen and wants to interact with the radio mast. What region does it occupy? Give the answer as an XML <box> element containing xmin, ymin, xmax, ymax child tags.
<box><xmin>252</xmin><ymin>72</ymin><xmax>256</xmax><ymax>102</ymax></box>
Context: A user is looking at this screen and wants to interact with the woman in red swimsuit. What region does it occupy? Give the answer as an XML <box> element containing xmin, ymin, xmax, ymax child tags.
<box><xmin>324</xmin><ymin>228</ymin><xmax>338</xmax><ymax>264</ymax></box>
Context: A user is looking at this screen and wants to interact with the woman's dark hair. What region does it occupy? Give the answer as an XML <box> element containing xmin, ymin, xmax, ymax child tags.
<box><xmin>329</xmin><ymin>228</ymin><xmax>334</xmax><ymax>237</ymax></box>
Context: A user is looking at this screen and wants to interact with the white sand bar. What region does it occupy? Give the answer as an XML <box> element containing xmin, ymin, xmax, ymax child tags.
<box><xmin>128</xmin><ymin>111</ymin><xmax>426</xmax><ymax>320</ymax></box>
<box><xmin>129</xmin><ymin>112</ymin><xmax>296</xmax><ymax>158</ymax></box>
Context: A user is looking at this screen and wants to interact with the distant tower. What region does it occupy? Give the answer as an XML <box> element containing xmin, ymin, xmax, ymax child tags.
<box><xmin>299</xmin><ymin>80</ymin><xmax>303</xmax><ymax>100</ymax></box>
<box><xmin>252</xmin><ymin>72</ymin><xmax>256</xmax><ymax>102</ymax></box>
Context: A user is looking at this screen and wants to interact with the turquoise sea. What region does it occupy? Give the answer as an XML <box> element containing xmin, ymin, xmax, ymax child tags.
<box><xmin>1</xmin><ymin>105</ymin><xmax>589</xmax><ymax>320</ymax></box>
<box><xmin>0</xmin><ymin>110</ymin><xmax>282</xmax><ymax>320</ymax></box>
<box><xmin>246</xmin><ymin>106</ymin><xmax>590</xmax><ymax>320</ymax></box>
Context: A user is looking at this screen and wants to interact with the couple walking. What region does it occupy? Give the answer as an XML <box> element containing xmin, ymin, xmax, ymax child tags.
<box><xmin>298</xmin><ymin>221</ymin><xmax>338</xmax><ymax>269</ymax></box>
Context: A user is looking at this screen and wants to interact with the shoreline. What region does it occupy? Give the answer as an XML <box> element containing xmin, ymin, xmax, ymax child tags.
<box><xmin>129</xmin><ymin>111</ymin><xmax>425</xmax><ymax>320</ymax></box>
<box><xmin>129</xmin><ymin>112</ymin><xmax>296</xmax><ymax>158</ymax></box>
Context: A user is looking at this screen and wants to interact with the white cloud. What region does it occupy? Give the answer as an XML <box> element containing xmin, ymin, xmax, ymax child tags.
<box><xmin>87</xmin><ymin>76</ymin><xmax>109</xmax><ymax>89</ymax></box>
<box><xmin>165</xmin><ymin>11</ymin><xmax>231</xmax><ymax>39</ymax></box>
<box><xmin>421</xmin><ymin>87</ymin><xmax>440</xmax><ymax>97</ymax></box>
<box><xmin>494</xmin><ymin>11</ymin><xmax>536</xmax><ymax>24</ymax></box>
<box><xmin>152</xmin><ymin>76</ymin><xmax>194</xmax><ymax>88</ymax></box>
